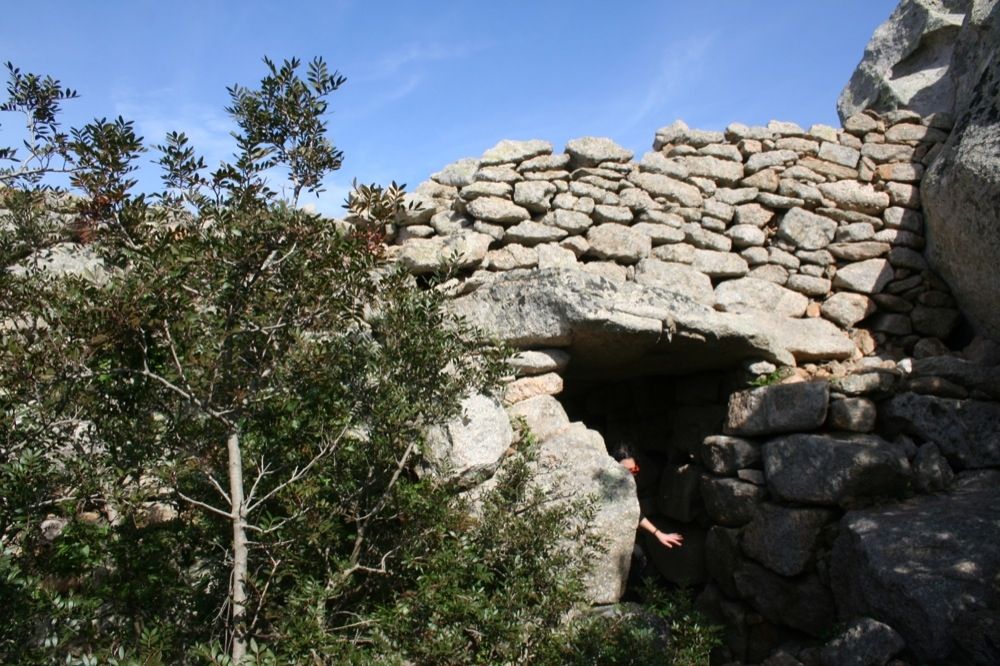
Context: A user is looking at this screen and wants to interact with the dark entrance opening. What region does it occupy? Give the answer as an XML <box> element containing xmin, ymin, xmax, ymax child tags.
<box><xmin>558</xmin><ymin>368</ymin><xmax>745</xmax><ymax>595</ymax></box>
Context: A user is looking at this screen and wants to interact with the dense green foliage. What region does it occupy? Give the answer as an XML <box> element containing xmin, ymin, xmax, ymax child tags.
<box><xmin>0</xmin><ymin>57</ymin><xmax>721</xmax><ymax>665</ymax></box>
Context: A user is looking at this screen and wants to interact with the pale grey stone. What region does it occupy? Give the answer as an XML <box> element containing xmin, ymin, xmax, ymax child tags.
<box><xmin>800</xmin><ymin>157</ymin><xmax>861</xmax><ymax>181</ymax></box>
<box><xmin>757</xmin><ymin>192</ymin><xmax>805</xmax><ymax>209</ymax></box>
<box><xmin>817</xmin><ymin>181</ymin><xmax>890</xmax><ymax>213</ymax></box>
<box><xmin>818</xmin><ymin>141</ymin><xmax>861</xmax><ymax>168</ymax></box>
<box><xmin>828</xmin><ymin>241</ymin><xmax>891</xmax><ymax>261</ymax></box>
<box><xmin>745</xmin><ymin>150</ymin><xmax>799</xmax><ymax>173</ymax></box>
<box><xmin>734</xmin><ymin>203</ymin><xmax>774</xmax><ymax>227</ymax></box>
<box><xmin>520</xmin><ymin>421</ymin><xmax>639</xmax><ymax>603</ymax></box>
<box><xmin>767</xmin><ymin>120</ymin><xmax>805</xmax><ymax>136</ymax></box>
<box><xmin>776</xmin><ymin>136</ymin><xmax>820</xmax><ymax>154</ymax></box>
<box><xmin>862</xmin><ymin>142</ymin><xmax>916</xmax><ymax>163</ymax></box>
<box><xmin>460</xmin><ymin>180</ymin><xmax>514</xmax><ymax>201</ymax></box>
<box><xmin>395</xmin><ymin>192</ymin><xmax>440</xmax><ymax>225</ymax></box>
<box><xmin>778</xmin><ymin>208</ymin><xmax>838</xmax><ymax>250</ymax></box>
<box><xmin>698</xmin><ymin>143</ymin><xmax>743</xmax><ymax>161</ymax></box>
<box><xmin>518</xmin><ymin>152</ymin><xmax>571</xmax><ymax>172</ymax></box>
<box><xmin>683</xmin><ymin>224</ymin><xmax>732</xmax><ymax>252</ymax></box>
<box><xmin>432</xmin><ymin>158</ymin><xmax>479</xmax><ymax>187</ymax></box>
<box><xmin>513</xmin><ymin>180</ymin><xmax>556</xmax><ymax>213</ymax></box>
<box><xmin>506</xmin><ymin>394</ymin><xmax>571</xmax><ymax>441</ymax></box>
<box><xmin>586</xmin><ymin>224</ymin><xmax>651</xmax><ymax>263</ymax></box>
<box><xmin>786</xmin><ymin>274</ymin><xmax>831</xmax><ymax>297</ymax></box>
<box><xmin>653</xmin><ymin>243</ymin><xmax>695</xmax><ymax>264</ymax></box>
<box><xmin>715</xmin><ymin>278</ymin><xmax>809</xmax><ymax>317</ymax></box>
<box><xmin>832</xmin><ymin>259</ymin><xmax>894</xmax><ymax>294</ymax></box>
<box><xmin>627</xmin><ymin>171</ymin><xmax>704</xmax><ymax>207</ymax></box>
<box><xmin>474</xmin><ymin>165</ymin><xmax>523</xmax><ymax>183</ymax></box>
<box><xmin>565</xmin><ymin>136</ymin><xmax>633</xmax><ymax>167</ymax></box>
<box><xmin>796</xmin><ymin>249</ymin><xmax>835</xmax><ymax>266</ymax></box>
<box><xmin>569</xmin><ymin>181</ymin><xmax>619</xmax><ymax>206</ymax></box>
<box><xmin>748</xmin><ymin>264</ymin><xmax>789</xmax><ymax>284</ymax></box>
<box><xmin>593</xmin><ymin>204</ymin><xmax>634</xmax><ymax>225</ymax></box>
<box><xmin>430</xmin><ymin>210</ymin><xmax>471</xmax><ymax>236</ymax></box>
<box><xmin>779</xmin><ymin>178</ymin><xmax>825</xmax><ymax>206</ymax></box>
<box><xmin>691</xmin><ymin>250</ymin><xmax>749</xmax><ymax>278</ymax></box>
<box><xmin>424</xmin><ymin>393</ymin><xmax>513</xmax><ymax>487</ymax></box>
<box><xmin>876</xmin><ymin>161</ymin><xmax>924</xmax><ymax>182</ymax></box>
<box><xmin>768</xmin><ymin>247</ymin><xmax>801</xmax><ymax>269</ymax></box>
<box><xmin>726</xmin><ymin>224</ymin><xmax>766</xmax><ymax>249</ymax></box>
<box><xmin>638</xmin><ymin>151</ymin><xmax>690</xmax><ymax>178</ymax></box>
<box><xmin>674</xmin><ymin>155</ymin><xmax>745</xmax><ymax>185</ymax></box>
<box><xmin>632</xmin><ymin>222</ymin><xmax>685</xmax><ymax>245</ymax></box>
<box><xmin>550</xmin><ymin>209</ymin><xmax>593</xmax><ymax>234</ymax></box>
<box><xmin>618</xmin><ymin>187</ymin><xmax>660</xmax><ymax>211</ymax></box>
<box><xmin>835</xmin><ymin>222</ymin><xmax>877</xmax><ymax>242</ymax></box>
<box><xmin>485</xmin><ymin>244</ymin><xmax>538</xmax><ymax>271</ymax></box>
<box><xmin>726</xmin><ymin>122</ymin><xmax>774</xmax><ymax>141</ymax></box>
<box><xmin>505</xmin><ymin>220</ymin><xmax>568</xmax><ymax>246</ymax></box>
<box><xmin>637</xmin><ymin>209</ymin><xmax>684</xmax><ymax>227</ymax></box>
<box><xmin>395</xmin><ymin>225</ymin><xmax>435</xmax><ymax>242</ymax></box>
<box><xmin>742</xmin><ymin>168</ymin><xmax>780</xmax><ymax>192</ymax></box>
<box><xmin>654</xmin><ymin>119</ymin><xmax>725</xmax><ymax>148</ymax></box>
<box><xmin>466</xmin><ymin>196</ymin><xmax>531</xmax><ymax>225</ymax></box>
<box><xmin>885</xmin><ymin>123</ymin><xmax>948</xmax><ymax>143</ymax></box>
<box><xmin>885</xmin><ymin>181</ymin><xmax>920</xmax><ymax>208</ymax></box>
<box><xmin>536</xmin><ymin>242</ymin><xmax>578</xmax><ymax>269</ymax></box>
<box><xmin>714</xmin><ymin>187</ymin><xmax>760</xmax><ymax>205</ymax></box>
<box><xmin>844</xmin><ymin>113</ymin><xmax>879</xmax><ymax>134</ymax></box>
<box><xmin>480</xmin><ymin>139</ymin><xmax>552</xmax><ymax>166</ymax></box>
<box><xmin>397</xmin><ymin>232</ymin><xmax>492</xmax><ymax>275</ymax></box>
<box><xmin>634</xmin><ymin>258</ymin><xmax>714</xmax><ymax>305</ymax></box>
<box><xmin>884</xmin><ymin>206</ymin><xmax>924</xmax><ymax>231</ymax></box>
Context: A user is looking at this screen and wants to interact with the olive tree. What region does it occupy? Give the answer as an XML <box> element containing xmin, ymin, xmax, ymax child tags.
<box><xmin>0</xmin><ymin>57</ymin><xmax>507</xmax><ymax>664</ymax></box>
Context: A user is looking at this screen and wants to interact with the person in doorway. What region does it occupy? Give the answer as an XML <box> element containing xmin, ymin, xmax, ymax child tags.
<box><xmin>612</xmin><ymin>444</ymin><xmax>684</xmax><ymax>549</ymax></box>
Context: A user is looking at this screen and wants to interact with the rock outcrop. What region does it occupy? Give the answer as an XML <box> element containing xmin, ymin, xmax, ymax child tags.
<box><xmin>840</xmin><ymin>0</ymin><xmax>1000</xmax><ymax>339</ymax></box>
<box><xmin>838</xmin><ymin>0</ymin><xmax>971</xmax><ymax>120</ymax></box>
<box><xmin>922</xmin><ymin>0</ymin><xmax>1000</xmax><ymax>339</ymax></box>
<box><xmin>831</xmin><ymin>471</ymin><xmax>1000</xmax><ymax>664</ymax></box>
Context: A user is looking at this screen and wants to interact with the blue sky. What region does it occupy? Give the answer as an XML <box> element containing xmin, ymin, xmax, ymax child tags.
<box><xmin>3</xmin><ymin>1</ymin><xmax>897</xmax><ymax>214</ymax></box>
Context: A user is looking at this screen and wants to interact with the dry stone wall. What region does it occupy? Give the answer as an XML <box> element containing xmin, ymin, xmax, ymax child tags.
<box><xmin>384</xmin><ymin>110</ymin><xmax>961</xmax><ymax>361</ymax></box>
<box><xmin>401</xmin><ymin>110</ymin><xmax>1000</xmax><ymax>664</ymax></box>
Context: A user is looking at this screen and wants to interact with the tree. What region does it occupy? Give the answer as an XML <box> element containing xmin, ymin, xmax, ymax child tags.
<box><xmin>0</xmin><ymin>57</ymin><xmax>510</xmax><ymax>663</ymax></box>
<box><xmin>1</xmin><ymin>56</ymin><xmax>711</xmax><ymax>666</ymax></box>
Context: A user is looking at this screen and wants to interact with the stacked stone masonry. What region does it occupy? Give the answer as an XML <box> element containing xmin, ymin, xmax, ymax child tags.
<box><xmin>384</xmin><ymin>110</ymin><xmax>961</xmax><ymax>359</ymax></box>
<box><xmin>400</xmin><ymin>110</ymin><xmax>1000</xmax><ymax>665</ymax></box>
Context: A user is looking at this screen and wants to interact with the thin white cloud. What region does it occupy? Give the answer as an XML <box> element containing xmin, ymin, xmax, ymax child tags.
<box><xmin>352</xmin><ymin>40</ymin><xmax>489</xmax><ymax>82</ymax></box>
<box><xmin>114</xmin><ymin>89</ymin><xmax>237</xmax><ymax>173</ymax></box>
<box><xmin>620</xmin><ymin>33</ymin><xmax>718</xmax><ymax>133</ymax></box>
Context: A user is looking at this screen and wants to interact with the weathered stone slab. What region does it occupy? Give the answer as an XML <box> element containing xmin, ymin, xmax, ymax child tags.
<box><xmin>879</xmin><ymin>392</ymin><xmax>1000</xmax><ymax>469</ymax></box>
<box><xmin>763</xmin><ymin>433</ymin><xmax>911</xmax><ymax>506</ymax></box>
<box><xmin>831</xmin><ymin>471</ymin><xmax>1000</xmax><ymax>664</ymax></box>
<box><xmin>725</xmin><ymin>382</ymin><xmax>830</xmax><ymax>436</ymax></box>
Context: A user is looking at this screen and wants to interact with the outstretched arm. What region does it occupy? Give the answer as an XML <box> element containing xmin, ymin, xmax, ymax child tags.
<box><xmin>639</xmin><ymin>517</ymin><xmax>684</xmax><ymax>548</ymax></box>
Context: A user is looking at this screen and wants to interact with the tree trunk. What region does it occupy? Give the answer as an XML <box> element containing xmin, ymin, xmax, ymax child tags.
<box><xmin>227</xmin><ymin>429</ymin><xmax>249</xmax><ymax>665</ymax></box>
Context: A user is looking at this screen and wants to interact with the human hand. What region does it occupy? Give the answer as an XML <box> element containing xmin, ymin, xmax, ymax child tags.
<box><xmin>654</xmin><ymin>530</ymin><xmax>683</xmax><ymax>548</ymax></box>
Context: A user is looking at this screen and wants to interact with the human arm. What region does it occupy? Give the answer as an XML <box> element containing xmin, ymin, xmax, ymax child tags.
<box><xmin>638</xmin><ymin>517</ymin><xmax>684</xmax><ymax>548</ymax></box>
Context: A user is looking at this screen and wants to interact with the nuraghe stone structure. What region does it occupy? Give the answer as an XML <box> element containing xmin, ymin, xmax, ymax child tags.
<box><xmin>393</xmin><ymin>107</ymin><xmax>1000</xmax><ymax>664</ymax></box>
